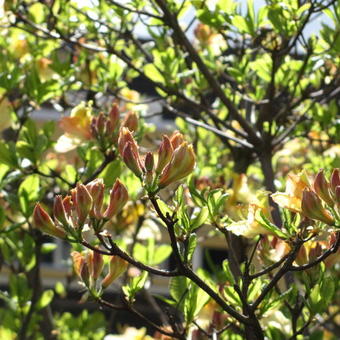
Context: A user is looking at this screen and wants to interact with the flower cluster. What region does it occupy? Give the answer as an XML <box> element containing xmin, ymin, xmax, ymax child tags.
<box><xmin>118</xmin><ymin>129</ymin><xmax>196</xmax><ymax>192</ymax></box>
<box><xmin>72</xmin><ymin>250</ymin><xmax>128</xmax><ymax>290</ymax></box>
<box><xmin>33</xmin><ymin>178</ymin><xmax>128</xmax><ymax>239</ymax></box>
<box><xmin>273</xmin><ymin>169</ymin><xmax>339</xmax><ymax>226</ymax></box>
<box><xmin>56</xmin><ymin>101</ymin><xmax>139</xmax><ymax>153</ymax></box>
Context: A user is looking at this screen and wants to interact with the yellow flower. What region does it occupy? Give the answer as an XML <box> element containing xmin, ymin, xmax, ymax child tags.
<box><xmin>227</xmin><ymin>204</ymin><xmax>271</xmax><ymax>238</ymax></box>
<box><xmin>271</xmin><ymin>172</ymin><xmax>310</xmax><ymax>213</ymax></box>
<box><xmin>55</xmin><ymin>102</ymin><xmax>93</xmax><ymax>152</ymax></box>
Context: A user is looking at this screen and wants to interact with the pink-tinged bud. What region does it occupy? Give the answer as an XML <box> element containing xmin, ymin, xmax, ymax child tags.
<box><xmin>101</xmin><ymin>256</ymin><xmax>128</xmax><ymax>288</ymax></box>
<box><xmin>103</xmin><ymin>179</ymin><xmax>129</xmax><ymax>219</ymax></box>
<box><xmin>156</xmin><ymin>135</ymin><xmax>173</xmax><ymax>174</ymax></box>
<box><xmin>295</xmin><ymin>245</ymin><xmax>308</xmax><ymax>265</ymax></box>
<box><xmin>109</xmin><ymin>103</ymin><xmax>120</xmax><ymax>131</ymax></box>
<box><xmin>87</xmin><ymin>250</ymin><xmax>104</xmax><ymax>280</ymax></box>
<box><xmin>71</xmin><ymin>251</ymin><xmax>90</xmax><ymax>286</ymax></box>
<box><xmin>75</xmin><ymin>183</ymin><xmax>93</xmax><ymax>226</ymax></box>
<box><xmin>71</xmin><ymin>251</ymin><xmax>85</xmax><ymax>278</ymax></box>
<box><xmin>335</xmin><ymin>185</ymin><xmax>340</xmax><ymax>203</ymax></box>
<box><xmin>86</xmin><ymin>178</ymin><xmax>105</xmax><ymax>219</ymax></box>
<box><xmin>170</xmin><ymin>131</ymin><xmax>184</xmax><ymax>150</ymax></box>
<box><xmin>122</xmin><ymin>111</ymin><xmax>138</xmax><ymax>133</ymax></box>
<box><xmin>330</xmin><ymin>168</ymin><xmax>340</xmax><ymax>195</ymax></box>
<box><xmin>96</xmin><ymin>112</ymin><xmax>106</xmax><ymax>136</ymax></box>
<box><xmin>62</xmin><ymin>196</ymin><xmax>73</xmax><ymax>216</ymax></box>
<box><xmin>33</xmin><ymin>204</ymin><xmax>66</xmax><ymax>238</ymax></box>
<box><xmin>53</xmin><ymin>195</ymin><xmax>69</xmax><ymax>226</ymax></box>
<box><xmin>314</xmin><ymin>170</ymin><xmax>334</xmax><ymax>206</ymax></box>
<box><xmin>158</xmin><ymin>142</ymin><xmax>196</xmax><ymax>188</ymax></box>
<box><xmin>90</xmin><ymin>116</ymin><xmax>99</xmax><ymax>138</ymax></box>
<box><xmin>144</xmin><ymin>152</ymin><xmax>154</xmax><ymax>172</ymax></box>
<box><xmin>117</xmin><ymin>127</ymin><xmax>139</xmax><ymax>156</ymax></box>
<box><xmin>122</xmin><ymin>142</ymin><xmax>143</xmax><ymax>178</ymax></box>
<box><xmin>309</xmin><ymin>243</ymin><xmax>322</xmax><ymax>262</ymax></box>
<box><xmin>301</xmin><ymin>189</ymin><xmax>335</xmax><ymax>225</ymax></box>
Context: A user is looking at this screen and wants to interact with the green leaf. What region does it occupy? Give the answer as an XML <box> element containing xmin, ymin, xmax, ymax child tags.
<box><xmin>152</xmin><ymin>245</ymin><xmax>172</xmax><ymax>265</ymax></box>
<box><xmin>190</xmin><ymin>206</ymin><xmax>209</xmax><ymax>231</ymax></box>
<box><xmin>36</xmin><ymin>290</ymin><xmax>54</xmax><ymax>310</ymax></box>
<box><xmin>256</xmin><ymin>211</ymin><xmax>289</xmax><ymax>239</ymax></box>
<box><xmin>169</xmin><ymin>276</ymin><xmax>188</xmax><ymax>304</ymax></box>
<box><xmin>18</xmin><ymin>174</ymin><xmax>40</xmax><ymax>216</ymax></box>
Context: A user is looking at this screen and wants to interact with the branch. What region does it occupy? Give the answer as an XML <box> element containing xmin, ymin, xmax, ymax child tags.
<box><xmin>154</xmin><ymin>0</ymin><xmax>261</xmax><ymax>146</ymax></box>
<box><xmin>149</xmin><ymin>196</ymin><xmax>250</xmax><ymax>325</ymax></box>
<box><xmin>81</xmin><ymin>240</ymin><xmax>179</xmax><ymax>277</ymax></box>
<box><xmin>289</xmin><ymin>232</ymin><xmax>340</xmax><ymax>271</ymax></box>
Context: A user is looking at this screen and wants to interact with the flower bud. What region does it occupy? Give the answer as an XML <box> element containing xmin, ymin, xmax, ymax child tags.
<box><xmin>103</xmin><ymin>179</ymin><xmax>129</xmax><ymax>219</ymax></box>
<box><xmin>86</xmin><ymin>178</ymin><xmax>105</xmax><ymax>219</ymax></box>
<box><xmin>156</xmin><ymin>135</ymin><xmax>173</xmax><ymax>174</ymax></box>
<box><xmin>71</xmin><ymin>251</ymin><xmax>90</xmax><ymax>286</ymax></box>
<box><xmin>169</xmin><ymin>131</ymin><xmax>184</xmax><ymax>150</ymax></box>
<box><xmin>109</xmin><ymin>103</ymin><xmax>120</xmax><ymax>131</ymax></box>
<box><xmin>309</xmin><ymin>243</ymin><xmax>322</xmax><ymax>262</ymax></box>
<box><xmin>62</xmin><ymin>195</ymin><xmax>73</xmax><ymax>215</ymax></box>
<box><xmin>301</xmin><ymin>189</ymin><xmax>334</xmax><ymax>225</ymax></box>
<box><xmin>144</xmin><ymin>152</ymin><xmax>154</xmax><ymax>172</ymax></box>
<box><xmin>96</xmin><ymin>112</ymin><xmax>106</xmax><ymax>136</ymax></box>
<box><xmin>295</xmin><ymin>245</ymin><xmax>308</xmax><ymax>265</ymax></box>
<box><xmin>335</xmin><ymin>186</ymin><xmax>340</xmax><ymax>204</ymax></box>
<box><xmin>122</xmin><ymin>111</ymin><xmax>138</xmax><ymax>133</ymax></box>
<box><xmin>33</xmin><ymin>203</ymin><xmax>66</xmax><ymax>238</ymax></box>
<box><xmin>314</xmin><ymin>170</ymin><xmax>333</xmax><ymax>206</ymax></box>
<box><xmin>117</xmin><ymin>127</ymin><xmax>139</xmax><ymax>156</ymax></box>
<box><xmin>53</xmin><ymin>195</ymin><xmax>69</xmax><ymax>226</ymax></box>
<box><xmin>101</xmin><ymin>256</ymin><xmax>128</xmax><ymax>288</ymax></box>
<box><xmin>158</xmin><ymin>142</ymin><xmax>195</xmax><ymax>188</ymax></box>
<box><xmin>87</xmin><ymin>250</ymin><xmax>104</xmax><ymax>280</ymax></box>
<box><xmin>122</xmin><ymin>142</ymin><xmax>143</xmax><ymax>178</ymax></box>
<box><xmin>75</xmin><ymin>183</ymin><xmax>93</xmax><ymax>227</ymax></box>
<box><xmin>330</xmin><ymin>168</ymin><xmax>340</xmax><ymax>195</ymax></box>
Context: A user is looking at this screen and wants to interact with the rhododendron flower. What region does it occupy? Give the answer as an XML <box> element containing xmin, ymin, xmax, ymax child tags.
<box><xmin>227</xmin><ymin>204</ymin><xmax>271</xmax><ymax>238</ymax></box>
<box><xmin>55</xmin><ymin>102</ymin><xmax>93</xmax><ymax>152</ymax></box>
<box><xmin>271</xmin><ymin>172</ymin><xmax>310</xmax><ymax>213</ymax></box>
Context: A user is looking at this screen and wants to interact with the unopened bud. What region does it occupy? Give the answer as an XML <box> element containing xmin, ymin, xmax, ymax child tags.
<box><xmin>156</xmin><ymin>135</ymin><xmax>173</xmax><ymax>174</ymax></box>
<box><xmin>72</xmin><ymin>251</ymin><xmax>85</xmax><ymax>278</ymax></box>
<box><xmin>87</xmin><ymin>250</ymin><xmax>104</xmax><ymax>280</ymax></box>
<box><xmin>96</xmin><ymin>112</ymin><xmax>106</xmax><ymax>136</ymax></box>
<box><xmin>62</xmin><ymin>196</ymin><xmax>73</xmax><ymax>215</ymax></box>
<box><xmin>144</xmin><ymin>152</ymin><xmax>154</xmax><ymax>172</ymax></box>
<box><xmin>170</xmin><ymin>131</ymin><xmax>184</xmax><ymax>150</ymax></box>
<box><xmin>53</xmin><ymin>195</ymin><xmax>69</xmax><ymax>226</ymax></box>
<box><xmin>158</xmin><ymin>142</ymin><xmax>195</xmax><ymax>188</ymax></box>
<box><xmin>301</xmin><ymin>189</ymin><xmax>334</xmax><ymax>225</ymax></box>
<box><xmin>295</xmin><ymin>245</ymin><xmax>308</xmax><ymax>265</ymax></box>
<box><xmin>314</xmin><ymin>170</ymin><xmax>333</xmax><ymax>206</ymax></box>
<box><xmin>122</xmin><ymin>142</ymin><xmax>143</xmax><ymax>178</ymax></box>
<box><xmin>122</xmin><ymin>111</ymin><xmax>138</xmax><ymax>133</ymax></box>
<box><xmin>33</xmin><ymin>204</ymin><xmax>66</xmax><ymax>238</ymax></box>
<box><xmin>335</xmin><ymin>186</ymin><xmax>340</xmax><ymax>204</ymax></box>
<box><xmin>309</xmin><ymin>243</ymin><xmax>322</xmax><ymax>262</ymax></box>
<box><xmin>330</xmin><ymin>168</ymin><xmax>340</xmax><ymax>195</ymax></box>
<box><xmin>75</xmin><ymin>183</ymin><xmax>93</xmax><ymax>227</ymax></box>
<box><xmin>101</xmin><ymin>256</ymin><xmax>128</xmax><ymax>288</ymax></box>
<box><xmin>86</xmin><ymin>178</ymin><xmax>104</xmax><ymax>219</ymax></box>
<box><xmin>109</xmin><ymin>103</ymin><xmax>120</xmax><ymax>130</ymax></box>
<box><xmin>118</xmin><ymin>127</ymin><xmax>139</xmax><ymax>156</ymax></box>
<box><xmin>103</xmin><ymin>179</ymin><xmax>129</xmax><ymax>219</ymax></box>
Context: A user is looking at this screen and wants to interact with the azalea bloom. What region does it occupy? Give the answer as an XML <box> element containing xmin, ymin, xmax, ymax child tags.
<box><xmin>55</xmin><ymin>102</ymin><xmax>93</xmax><ymax>152</ymax></box>
<box><xmin>227</xmin><ymin>204</ymin><xmax>271</xmax><ymax>238</ymax></box>
<box><xmin>271</xmin><ymin>172</ymin><xmax>310</xmax><ymax>213</ymax></box>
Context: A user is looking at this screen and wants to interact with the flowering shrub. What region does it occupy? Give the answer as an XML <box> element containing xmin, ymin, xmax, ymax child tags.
<box><xmin>0</xmin><ymin>1</ymin><xmax>339</xmax><ymax>340</ymax></box>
